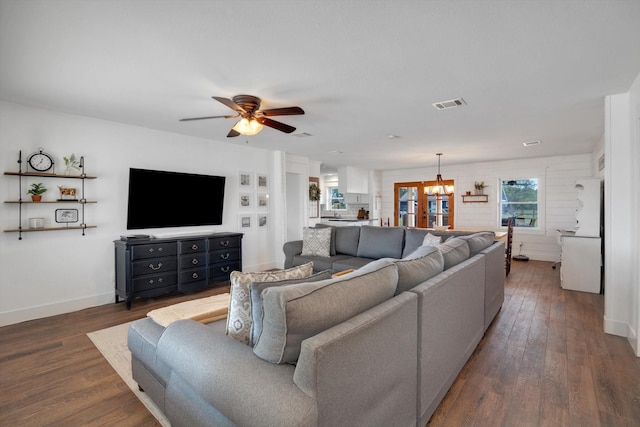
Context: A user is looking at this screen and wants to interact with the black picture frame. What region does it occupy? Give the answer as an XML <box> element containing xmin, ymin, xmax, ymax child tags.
<box><xmin>55</xmin><ymin>209</ymin><xmax>79</xmax><ymax>223</ymax></box>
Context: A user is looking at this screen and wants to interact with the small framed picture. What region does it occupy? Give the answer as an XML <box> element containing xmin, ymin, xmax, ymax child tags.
<box><xmin>256</xmin><ymin>193</ymin><xmax>269</xmax><ymax>210</ymax></box>
<box><xmin>239</xmin><ymin>193</ymin><xmax>252</xmax><ymax>209</ymax></box>
<box><xmin>257</xmin><ymin>214</ymin><xmax>269</xmax><ymax>230</ymax></box>
<box><xmin>239</xmin><ymin>171</ymin><xmax>253</xmax><ymax>189</ymax></box>
<box><xmin>256</xmin><ymin>173</ymin><xmax>269</xmax><ymax>190</ymax></box>
<box><xmin>55</xmin><ymin>208</ymin><xmax>78</xmax><ymax>223</ymax></box>
<box><xmin>238</xmin><ymin>214</ymin><xmax>253</xmax><ymax>230</ymax></box>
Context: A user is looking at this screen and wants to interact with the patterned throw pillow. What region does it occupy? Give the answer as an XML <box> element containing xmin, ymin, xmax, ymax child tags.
<box><xmin>422</xmin><ymin>232</ymin><xmax>442</xmax><ymax>247</ymax></box>
<box><xmin>226</xmin><ymin>262</ymin><xmax>314</xmax><ymax>345</ymax></box>
<box><xmin>300</xmin><ymin>227</ymin><xmax>331</xmax><ymax>257</ymax></box>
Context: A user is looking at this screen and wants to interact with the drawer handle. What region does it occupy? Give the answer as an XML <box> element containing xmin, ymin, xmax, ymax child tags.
<box><xmin>191</xmin><ymin>259</ymin><xmax>199</xmax><ymax>265</ymax></box>
<box><xmin>220</xmin><ymin>240</ymin><xmax>230</xmax><ymax>247</ymax></box>
<box><xmin>220</xmin><ymin>253</ymin><xmax>230</xmax><ymax>260</ymax></box>
<box><xmin>191</xmin><ymin>244</ymin><xmax>199</xmax><ymax>251</ymax></box>
<box><xmin>158</xmin><ymin>278</ymin><xmax>163</xmax><ymax>283</ymax></box>
<box><xmin>148</xmin><ymin>279</ymin><xmax>154</xmax><ymax>284</ymax></box>
<box><xmin>192</xmin><ymin>272</ymin><xmax>199</xmax><ymax>279</ymax></box>
<box><xmin>148</xmin><ymin>247</ymin><xmax>164</xmax><ymax>253</ymax></box>
<box><xmin>149</xmin><ymin>262</ymin><xmax>163</xmax><ymax>271</ymax></box>
<box><xmin>221</xmin><ymin>266</ymin><xmax>230</xmax><ymax>273</ymax></box>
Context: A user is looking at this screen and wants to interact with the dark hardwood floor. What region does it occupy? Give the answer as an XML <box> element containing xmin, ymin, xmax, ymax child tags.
<box><xmin>1</xmin><ymin>261</ymin><xmax>639</xmax><ymax>426</ymax></box>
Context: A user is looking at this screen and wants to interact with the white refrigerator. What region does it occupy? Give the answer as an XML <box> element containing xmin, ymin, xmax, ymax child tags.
<box><xmin>559</xmin><ymin>179</ymin><xmax>602</xmax><ymax>294</ymax></box>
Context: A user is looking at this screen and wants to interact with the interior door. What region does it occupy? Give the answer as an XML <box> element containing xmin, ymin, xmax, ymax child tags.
<box><xmin>394</xmin><ymin>181</ymin><xmax>454</xmax><ymax>228</ymax></box>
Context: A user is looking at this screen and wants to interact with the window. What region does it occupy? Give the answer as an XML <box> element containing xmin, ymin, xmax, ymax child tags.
<box><xmin>500</xmin><ymin>179</ymin><xmax>538</xmax><ymax>228</ymax></box>
<box><xmin>328</xmin><ymin>187</ymin><xmax>346</xmax><ymax>209</ymax></box>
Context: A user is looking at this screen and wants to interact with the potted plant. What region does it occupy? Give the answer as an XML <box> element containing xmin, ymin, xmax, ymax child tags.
<box><xmin>63</xmin><ymin>153</ymin><xmax>81</xmax><ymax>175</ymax></box>
<box><xmin>28</xmin><ymin>182</ymin><xmax>47</xmax><ymax>202</ymax></box>
<box><xmin>474</xmin><ymin>181</ymin><xmax>486</xmax><ymax>195</ymax></box>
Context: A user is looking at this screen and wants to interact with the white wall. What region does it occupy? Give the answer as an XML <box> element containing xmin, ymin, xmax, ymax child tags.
<box><xmin>603</xmin><ymin>71</ymin><xmax>640</xmax><ymax>355</ymax></box>
<box><xmin>380</xmin><ymin>154</ymin><xmax>593</xmax><ymax>261</ymax></box>
<box><xmin>0</xmin><ymin>101</ymin><xmax>284</xmax><ymax>326</ymax></box>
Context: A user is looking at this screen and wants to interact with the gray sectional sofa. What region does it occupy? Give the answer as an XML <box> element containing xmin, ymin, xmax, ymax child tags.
<box><xmin>127</xmin><ymin>226</ymin><xmax>505</xmax><ymax>427</ymax></box>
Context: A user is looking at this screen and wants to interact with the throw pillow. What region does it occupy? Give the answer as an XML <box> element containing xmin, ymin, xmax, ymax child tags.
<box><xmin>301</xmin><ymin>227</ymin><xmax>331</xmax><ymax>257</ymax></box>
<box><xmin>314</xmin><ymin>223</ymin><xmax>337</xmax><ymax>255</ymax></box>
<box><xmin>226</xmin><ymin>262</ymin><xmax>314</xmax><ymax>345</ymax></box>
<box><xmin>249</xmin><ymin>269</ymin><xmax>333</xmax><ymax>346</ymax></box>
<box><xmin>253</xmin><ymin>260</ymin><xmax>398</xmax><ymax>364</ymax></box>
<box><xmin>422</xmin><ymin>232</ymin><xmax>442</xmax><ymax>247</ymax></box>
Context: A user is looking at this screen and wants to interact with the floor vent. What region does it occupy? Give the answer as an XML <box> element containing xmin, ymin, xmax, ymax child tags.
<box><xmin>432</xmin><ymin>98</ymin><xmax>467</xmax><ymax>110</ymax></box>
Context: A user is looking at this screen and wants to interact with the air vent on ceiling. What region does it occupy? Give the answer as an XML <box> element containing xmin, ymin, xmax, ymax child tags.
<box><xmin>523</xmin><ymin>140</ymin><xmax>541</xmax><ymax>147</ymax></box>
<box><xmin>432</xmin><ymin>98</ymin><xmax>467</xmax><ymax>110</ymax></box>
<box><xmin>293</xmin><ymin>132</ymin><xmax>312</xmax><ymax>137</ymax></box>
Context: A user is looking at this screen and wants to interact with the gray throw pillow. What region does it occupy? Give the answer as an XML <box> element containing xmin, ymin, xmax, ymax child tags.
<box><xmin>356</xmin><ymin>226</ymin><xmax>405</xmax><ymax>259</ymax></box>
<box><xmin>253</xmin><ymin>261</ymin><xmax>398</xmax><ymax>364</ymax></box>
<box><xmin>301</xmin><ymin>227</ymin><xmax>331</xmax><ymax>257</ymax></box>
<box><xmin>249</xmin><ymin>269</ymin><xmax>333</xmax><ymax>346</ymax></box>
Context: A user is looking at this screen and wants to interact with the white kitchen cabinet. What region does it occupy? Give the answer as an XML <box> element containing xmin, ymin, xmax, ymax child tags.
<box><xmin>338</xmin><ymin>166</ymin><xmax>369</xmax><ymax>194</ymax></box>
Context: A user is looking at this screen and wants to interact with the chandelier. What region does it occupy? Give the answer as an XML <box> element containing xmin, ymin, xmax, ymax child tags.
<box><xmin>425</xmin><ymin>153</ymin><xmax>454</xmax><ymax>195</ymax></box>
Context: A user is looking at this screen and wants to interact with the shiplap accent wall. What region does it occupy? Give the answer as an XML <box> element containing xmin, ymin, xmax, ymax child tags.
<box><xmin>380</xmin><ymin>154</ymin><xmax>594</xmax><ymax>261</ymax></box>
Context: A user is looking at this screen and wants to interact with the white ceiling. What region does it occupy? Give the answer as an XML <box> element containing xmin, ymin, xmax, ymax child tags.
<box><xmin>1</xmin><ymin>0</ymin><xmax>639</xmax><ymax>171</ymax></box>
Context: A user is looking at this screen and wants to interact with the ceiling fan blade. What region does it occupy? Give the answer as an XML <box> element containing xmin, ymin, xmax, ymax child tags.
<box><xmin>259</xmin><ymin>106</ymin><xmax>305</xmax><ymax>117</ymax></box>
<box><xmin>257</xmin><ymin>117</ymin><xmax>296</xmax><ymax>134</ymax></box>
<box><xmin>227</xmin><ymin>128</ymin><xmax>241</xmax><ymax>138</ymax></box>
<box><xmin>212</xmin><ymin>96</ymin><xmax>246</xmax><ymax>114</ymax></box>
<box><xmin>179</xmin><ymin>114</ymin><xmax>238</xmax><ymax>122</ymax></box>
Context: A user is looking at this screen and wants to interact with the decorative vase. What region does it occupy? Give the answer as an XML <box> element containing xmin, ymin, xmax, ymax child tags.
<box><xmin>31</xmin><ymin>195</ymin><xmax>42</xmax><ymax>202</ymax></box>
<box><xmin>474</xmin><ymin>189</ymin><xmax>484</xmax><ymax>195</ymax></box>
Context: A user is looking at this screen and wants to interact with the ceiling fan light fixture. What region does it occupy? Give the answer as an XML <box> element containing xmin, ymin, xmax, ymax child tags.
<box><xmin>233</xmin><ymin>117</ymin><xmax>263</xmax><ymax>136</ymax></box>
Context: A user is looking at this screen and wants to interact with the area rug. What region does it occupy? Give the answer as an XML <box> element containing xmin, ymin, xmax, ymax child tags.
<box><xmin>87</xmin><ymin>322</ymin><xmax>170</xmax><ymax>426</ymax></box>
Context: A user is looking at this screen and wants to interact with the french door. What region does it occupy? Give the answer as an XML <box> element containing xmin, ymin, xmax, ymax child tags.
<box><xmin>393</xmin><ymin>181</ymin><xmax>455</xmax><ymax>228</ymax></box>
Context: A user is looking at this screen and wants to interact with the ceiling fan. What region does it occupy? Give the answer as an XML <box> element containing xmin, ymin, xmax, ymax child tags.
<box><xmin>180</xmin><ymin>95</ymin><xmax>305</xmax><ymax>137</ymax></box>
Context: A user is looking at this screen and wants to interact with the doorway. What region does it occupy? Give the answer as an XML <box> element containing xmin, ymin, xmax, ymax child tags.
<box><xmin>394</xmin><ymin>180</ymin><xmax>455</xmax><ymax>228</ymax></box>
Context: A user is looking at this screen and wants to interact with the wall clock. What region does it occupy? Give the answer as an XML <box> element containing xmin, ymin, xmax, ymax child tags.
<box><xmin>27</xmin><ymin>148</ymin><xmax>55</xmax><ymax>172</ymax></box>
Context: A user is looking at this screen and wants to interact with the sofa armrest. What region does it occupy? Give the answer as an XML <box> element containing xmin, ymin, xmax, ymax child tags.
<box><xmin>156</xmin><ymin>319</ymin><xmax>316</xmax><ymax>427</ymax></box>
<box><xmin>479</xmin><ymin>241</ymin><xmax>505</xmax><ymax>330</ymax></box>
<box><xmin>293</xmin><ymin>292</ymin><xmax>418</xmax><ymax>427</ymax></box>
<box><xmin>283</xmin><ymin>240</ymin><xmax>303</xmax><ymax>268</ymax></box>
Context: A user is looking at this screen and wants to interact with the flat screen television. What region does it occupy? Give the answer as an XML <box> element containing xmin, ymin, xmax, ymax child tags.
<box><xmin>126</xmin><ymin>168</ymin><xmax>226</xmax><ymax>230</ymax></box>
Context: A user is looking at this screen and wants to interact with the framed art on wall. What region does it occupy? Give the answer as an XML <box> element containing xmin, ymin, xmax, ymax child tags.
<box><xmin>239</xmin><ymin>193</ymin><xmax>252</xmax><ymax>209</ymax></box>
<box><xmin>256</xmin><ymin>173</ymin><xmax>269</xmax><ymax>190</ymax></box>
<box><xmin>55</xmin><ymin>208</ymin><xmax>79</xmax><ymax>223</ymax></box>
<box><xmin>239</xmin><ymin>171</ymin><xmax>253</xmax><ymax>189</ymax></box>
<box><xmin>257</xmin><ymin>193</ymin><xmax>269</xmax><ymax>210</ymax></box>
<box><xmin>238</xmin><ymin>214</ymin><xmax>252</xmax><ymax>230</ymax></box>
<box><xmin>257</xmin><ymin>214</ymin><xmax>269</xmax><ymax>229</ymax></box>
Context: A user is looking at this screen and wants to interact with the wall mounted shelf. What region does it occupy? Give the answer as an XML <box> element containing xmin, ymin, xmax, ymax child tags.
<box><xmin>3</xmin><ymin>151</ymin><xmax>97</xmax><ymax>239</ymax></box>
<box><xmin>461</xmin><ymin>194</ymin><xmax>488</xmax><ymax>203</ymax></box>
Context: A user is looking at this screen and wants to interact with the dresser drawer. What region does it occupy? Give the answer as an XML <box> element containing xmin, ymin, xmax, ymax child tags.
<box><xmin>132</xmin><ymin>272</ymin><xmax>177</xmax><ymax>292</ymax></box>
<box><xmin>132</xmin><ymin>256</ymin><xmax>178</xmax><ymax>277</ymax></box>
<box><xmin>180</xmin><ymin>267</ymin><xmax>207</xmax><ymax>284</ymax></box>
<box><xmin>208</xmin><ymin>248</ymin><xmax>241</xmax><ymax>264</ymax></box>
<box><xmin>209</xmin><ymin>261</ymin><xmax>241</xmax><ymax>282</ymax></box>
<box><xmin>209</xmin><ymin>235</ymin><xmax>241</xmax><ymax>250</ymax></box>
<box><xmin>131</xmin><ymin>242</ymin><xmax>177</xmax><ymax>260</ymax></box>
<box><xmin>180</xmin><ymin>253</ymin><xmax>207</xmax><ymax>269</ymax></box>
<box><xmin>179</xmin><ymin>239</ymin><xmax>206</xmax><ymax>254</ymax></box>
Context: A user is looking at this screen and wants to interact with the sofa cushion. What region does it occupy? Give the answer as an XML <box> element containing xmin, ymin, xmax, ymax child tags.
<box><xmin>332</xmin><ymin>257</ymin><xmax>376</xmax><ymax>272</ymax></box>
<box><xmin>438</xmin><ymin>237</ymin><xmax>471</xmax><ymax>269</ymax></box>
<box><xmin>253</xmin><ymin>260</ymin><xmax>398</xmax><ymax>364</ymax></box>
<box><xmin>301</xmin><ymin>227</ymin><xmax>331</xmax><ymax>257</ymax></box>
<box><xmin>226</xmin><ymin>262</ymin><xmax>314</xmax><ymax>345</ymax></box>
<box><xmin>391</xmin><ymin>245</ymin><xmax>444</xmax><ymax>294</ymax></box>
<box><xmin>458</xmin><ymin>231</ymin><xmax>495</xmax><ymax>255</ymax></box>
<box><xmin>357</xmin><ymin>226</ymin><xmax>405</xmax><ymax>259</ymax></box>
<box><xmin>403</xmin><ymin>228</ymin><xmax>430</xmax><ymax>257</ymax></box>
<box><xmin>334</xmin><ymin>226</ymin><xmax>361</xmax><ymax>256</ymax></box>
<box><xmin>249</xmin><ymin>269</ymin><xmax>333</xmax><ymax>346</ymax></box>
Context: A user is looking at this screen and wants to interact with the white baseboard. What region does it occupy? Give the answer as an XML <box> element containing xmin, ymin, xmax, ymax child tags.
<box><xmin>603</xmin><ymin>314</ymin><xmax>630</xmax><ymax>338</ymax></box>
<box><xmin>0</xmin><ymin>292</ymin><xmax>114</xmax><ymax>327</ymax></box>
